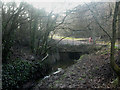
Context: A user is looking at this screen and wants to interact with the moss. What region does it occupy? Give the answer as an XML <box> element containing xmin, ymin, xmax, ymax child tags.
<box><xmin>95</xmin><ymin>66</ymin><xmax>99</xmax><ymax>70</ymax></box>
<box><xmin>62</xmin><ymin>74</ymin><xmax>67</xmax><ymax>78</ymax></box>
<box><xmin>89</xmin><ymin>75</ymin><xmax>93</xmax><ymax>79</ymax></box>
<box><xmin>81</xmin><ymin>74</ymin><xmax>86</xmax><ymax>78</ymax></box>
<box><xmin>111</xmin><ymin>77</ymin><xmax>119</xmax><ymax>87</ymax></box>
<box><xmin>55</xmin><ymin>80</ymin><xmax>60</xmax><ymax>83</ymax></box>
<box><xmin>79</xmin><ymin>77</ymin><xmax>83</xmax><ymax>80</ymax></box>
<box><xmin>79</xmin><ymin>55</ymin><xmax>85</xmax><ymax>60</ymax></box>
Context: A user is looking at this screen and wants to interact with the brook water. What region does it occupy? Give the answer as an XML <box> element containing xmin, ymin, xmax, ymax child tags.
<box><xmin>48</xmin><ymin>52</ymin><xmax>84</xmax><ymax>71</ymax></box>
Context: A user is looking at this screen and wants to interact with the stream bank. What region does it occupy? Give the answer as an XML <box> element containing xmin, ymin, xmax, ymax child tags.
<box><xmin>33</xmin><ymin>47</ymin><xmax>119</xmax><ymax>89</ymax></box>
<box><xmin>22</xmin><ymin>44</ymin><xmax>105</xmax><ymax>89</ymax></box>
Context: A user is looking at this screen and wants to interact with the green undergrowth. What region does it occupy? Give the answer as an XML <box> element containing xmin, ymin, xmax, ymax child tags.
<box><xmin>79</xmin><ymin>55</ymin><xmax>85</xmax><ymax>60</ymax></box>
<box><xmin>111</xmin><ymin>77</ymin><xmax>119</xmax><ymax>88</ymax></box>
<box><xmin>2</xmin><ymin>59</ymin><xmax>52</xmax><ymax>89</ymax></box>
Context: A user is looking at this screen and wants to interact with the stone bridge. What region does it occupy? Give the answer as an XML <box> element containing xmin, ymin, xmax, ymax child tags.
<box><xmin>48</xmin><ymin>39</ymin><xmax>107</xmax><ymax>64</ymax></box>
<box><xmin>56</xmin><ymin>39</ymin><xmax>106</xmax><ymax>53</ymax></box>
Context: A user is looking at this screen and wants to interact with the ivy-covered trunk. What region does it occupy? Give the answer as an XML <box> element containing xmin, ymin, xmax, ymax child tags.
<box><xmin>118</xmin><ymin>3</ymin><xmax>120</xmax><ymax>62</ymax></box>
<box><xmin>110</xmin><ymin>1</ymin><xmax>120</xmax><ymax>85</ymax></box>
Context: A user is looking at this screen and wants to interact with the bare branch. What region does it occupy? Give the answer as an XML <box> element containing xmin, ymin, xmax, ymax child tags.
<box><xmin>85</xmin><ymin>3</ymin><xmax>112</xmax><ymax>40</ymax></box>
<box><xmin>41</xmin><ymin>53</ymin><xmax>49</xmax><ymax>62</ymax></box>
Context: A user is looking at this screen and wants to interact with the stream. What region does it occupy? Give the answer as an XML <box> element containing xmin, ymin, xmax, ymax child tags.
<box><xmin>22</xmin><ymin>51</ymin><xmax>84</xmax><ymax>89</ymax></box>
<box><xmin>22</xmin><ymin>44</ymin><xmax>103</xmax><ymax>89</ymax></box>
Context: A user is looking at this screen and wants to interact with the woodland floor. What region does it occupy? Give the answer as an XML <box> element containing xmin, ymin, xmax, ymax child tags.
<box><xmin>34</xmin><ymin>47</ymin><xmax>120</xmax><ymax>89</ymax></box>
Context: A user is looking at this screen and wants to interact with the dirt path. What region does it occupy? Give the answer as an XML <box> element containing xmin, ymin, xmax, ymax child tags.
<box><xmin>34</xmin><ymin>48</ymin><xmax>117</xmax><ymax>89</ymax></box>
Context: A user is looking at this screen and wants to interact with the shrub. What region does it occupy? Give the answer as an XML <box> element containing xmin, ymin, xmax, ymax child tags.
<box><xmin>2</xmin><ymin>59</ymin><xmax>52</xmax><ymax>89</ymax></box>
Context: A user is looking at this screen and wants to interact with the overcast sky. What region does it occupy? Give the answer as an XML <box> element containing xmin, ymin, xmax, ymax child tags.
<box><xmin>2</xmin><ymin>0</ymin><xmax>118</xmax><ymax>13</ymax></box>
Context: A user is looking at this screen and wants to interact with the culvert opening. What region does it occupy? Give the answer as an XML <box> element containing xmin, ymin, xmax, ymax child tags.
<box><xmin>68</xmin><ymin>52</ymin><xmax>81</xmax><ymax>60</ymax></box>
<box><xmin>50</xmin><ymin>52</ymin><xmax>85</xmax><ymax>71</ymax></box>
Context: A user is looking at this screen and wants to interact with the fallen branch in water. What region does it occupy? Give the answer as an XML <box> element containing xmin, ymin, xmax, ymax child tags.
<box><xmin>41</xmin><ymin>53</ymin><xmax>49</xmax><ymax>62</ymax></box>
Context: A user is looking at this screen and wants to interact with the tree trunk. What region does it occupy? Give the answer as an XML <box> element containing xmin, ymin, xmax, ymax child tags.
<box><xmin>110</xmin><ymin>1</ymin><xmax>120</xmax><ymax>85</ymax></box>
<box><xmin>118</xmin><ymin>2</ymin><xmax>120</xmax><ymax>62</ymax></box>
<box><xmin>30</xmin><ymin>15</ymin><xmax>38</xmax><ymax>53</ymax></box>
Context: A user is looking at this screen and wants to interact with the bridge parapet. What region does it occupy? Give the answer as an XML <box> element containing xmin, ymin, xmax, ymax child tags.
<box><xmin>58</xmin><ymin>44</ymin><xmax>106</xmax><ymax>53</ymax></box>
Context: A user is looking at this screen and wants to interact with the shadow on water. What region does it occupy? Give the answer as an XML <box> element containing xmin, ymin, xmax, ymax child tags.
<box><xmin>50</xmin><ymin>52</ymin><xmax>83</xmax><ymax>71</ymax></box>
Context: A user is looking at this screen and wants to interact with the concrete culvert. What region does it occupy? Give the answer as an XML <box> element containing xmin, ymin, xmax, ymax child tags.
<box><xmin>68</xmin><ymin>52</ymin><xmax>81</xmax><ymax>60</ymax></box>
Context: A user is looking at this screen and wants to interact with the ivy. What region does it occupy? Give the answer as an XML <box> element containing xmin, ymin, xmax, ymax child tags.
<box><xmin>2</xmin><ymin>59</ymin><xmax>52</xmax><ymax>89</ymax></box>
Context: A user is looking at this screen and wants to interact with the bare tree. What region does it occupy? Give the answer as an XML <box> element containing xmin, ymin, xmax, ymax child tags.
<box><xmin>2</xmin><ymin>2</ymin><xmax>26</xmax><ymax>62</ymax></box>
